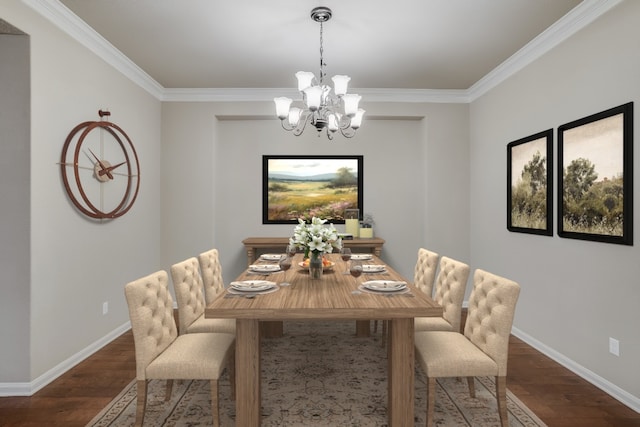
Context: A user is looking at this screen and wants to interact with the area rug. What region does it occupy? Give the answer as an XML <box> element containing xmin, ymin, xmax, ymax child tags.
<box><xmin>87</xmin><ymin>321</ymin><xmax>547</xmax><ymax>426</ymax></box>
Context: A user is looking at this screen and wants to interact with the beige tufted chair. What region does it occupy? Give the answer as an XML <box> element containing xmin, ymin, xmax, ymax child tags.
<box><xmin>379</xmin><ymin>248</ymin><xmax>440</xmax><ymax>346</ymax></box>
<box><xmin>414</xmin><ymin>269</ymin><xmax>520</xmax><ymax>427</ymax></box>
<box><xmin>414</xmin><ymin>248</ymin><xmax>440</xmax><ymax>297</ymax></box>
<box><xmin>198</xmin><ymin>249</ymin><xmax>226</xmax><ymax>305</ymax></box>
<box><xmin>414</xmin><ymin>256</ymin><xmax>469</xmax><ymax>333</ymax></box>
<box><xmin>124</xmin><ymin>270</ymin><xmax>235</xmax><ymax>427</ymax></box>
<box><xmin>171</xmin><ymin>257</ymin><xmax>235</xmax><ymax>335</ymax></box>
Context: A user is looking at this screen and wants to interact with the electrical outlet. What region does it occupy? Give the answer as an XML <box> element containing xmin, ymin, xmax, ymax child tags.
<box><xmin>609</xmin><ymin>337</ymin><xmax>619</xmax><ymax>356</ymax></box>
<box><xmin>102</xmin><ymin>301</ymin><xmax>109</xmax><ymax>315</ymax></box>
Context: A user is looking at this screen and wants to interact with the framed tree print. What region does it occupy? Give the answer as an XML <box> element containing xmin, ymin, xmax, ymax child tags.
<box><xmin>558</xmin><ymin>102</ymin><xmax>633</xmax><ymax>245</ymax></box>
<box><xmin>507</xmin><ymin>129</ymin><xmax>553</xmax><ymax>235</ymax></box>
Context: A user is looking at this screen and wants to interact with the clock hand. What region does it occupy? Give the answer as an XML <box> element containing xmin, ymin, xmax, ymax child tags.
<box><xmin>88</xmin><ymin>148</ymin><xmax>114</xmax><ymax>180</ymax></box>
<box><xmin>98</xmin><ymin>161</ymin><xmax>127</xmax><ymax>177</ymax></box>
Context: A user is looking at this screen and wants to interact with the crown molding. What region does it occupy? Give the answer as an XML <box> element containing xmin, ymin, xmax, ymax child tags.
<box><xmin>161</xmin><ymin>87</ymin><xmax>470</xmax><ymax>103</ymax></box>
<box><xmin>21</xmin><ymin>0</ymin><xmax>165</xmax><ymax>99</ymax></box>
<box><xmin>25</xmin><ymin>0</ymin><xmax>622</xmax><ymax>104</ymax></box>
<box><xmin>468</xmin><ymin>0</ymin><xmax>625</xmax><ymax>102</ymax></box>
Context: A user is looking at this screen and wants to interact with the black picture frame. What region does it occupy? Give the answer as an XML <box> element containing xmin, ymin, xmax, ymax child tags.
<box><xmin>262</xmin><ymin>155</ymin><xmax>363</xmax><ymax>224</ymax></box>
<box><xmin>558</xmin><ymin>102</ymin><xmax>633</xmax><ymax>245</ymax></box>
<box><xmin>507</xmin><ymin>129</ymin><xmax>554</xmax><ymax>236</ymax></box>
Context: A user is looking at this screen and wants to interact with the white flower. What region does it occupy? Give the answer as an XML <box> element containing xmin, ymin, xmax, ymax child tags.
<box><xmin>289</xmin><ymin>217</ymin><xmax>342</xmax><ymax>255</ymax></box>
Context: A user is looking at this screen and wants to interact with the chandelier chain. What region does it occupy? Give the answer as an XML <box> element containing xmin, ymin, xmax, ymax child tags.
<box><xmin>319</xmin><ymin>21</ymin><xmax>325</xmax><ymax>85</ymax></box>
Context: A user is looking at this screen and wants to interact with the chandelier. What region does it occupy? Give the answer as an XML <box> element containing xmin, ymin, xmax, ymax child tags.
<box><xmin>274</xmin><ymin>6</ymin><xmax>365</xmax><ymax>140</ymax></box>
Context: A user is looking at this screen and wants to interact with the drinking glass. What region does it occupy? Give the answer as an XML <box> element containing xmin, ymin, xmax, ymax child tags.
<box><xmin>349</xmin><ymin>259</ymin><xmax>363</xmax><ymax>287</ymax></box>
<box><xmin>286</xmin><ymin>244</ymin><xmax>297</xmax><ymax>258</ymax></box>
<box><xmin>279</xmin><ymin>254</ymin><xmax>292</xmax><ymax>286</ymax></box>
<box><xmin>340</xmin><ymin>247</ymin><xmax>352</xmax><ymax>274</ymax></box>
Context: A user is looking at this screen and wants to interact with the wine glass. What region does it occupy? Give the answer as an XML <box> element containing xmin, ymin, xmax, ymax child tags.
<box><xmin>279</xmin><ymin>254</ymin><xmax>292</xmax><ymax>286</ymax></box>
<box><xmin>349</xmin><ymin>259</ymin><xmax>363</xmax><ymax>287</ymax></box>
<box><xmin>286</xmin><ymin>244</ymin><xmax>297</xmax><ymax>258</ymax></box>
<box><xmin>340</xmin><ymin>247</ymin><xmax>352</xmax><ymax>275</ymax></box>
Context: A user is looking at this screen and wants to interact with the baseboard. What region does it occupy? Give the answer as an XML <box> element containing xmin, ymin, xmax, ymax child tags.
<box><xmin>0</xmin><ymin>321</ymin><xmax>131</xmax><ymax>397</ymax></box>
<box><xmin>511</xmin><ymin>326</ymin><xmax>640</xmax><ymax>413</ymax></box>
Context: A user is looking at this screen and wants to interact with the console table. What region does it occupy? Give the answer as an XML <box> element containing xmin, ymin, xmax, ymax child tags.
<box><xmin>242</xmin><ymin>236</ymin><xmax>385</xmax><ymax>266</ymax></box>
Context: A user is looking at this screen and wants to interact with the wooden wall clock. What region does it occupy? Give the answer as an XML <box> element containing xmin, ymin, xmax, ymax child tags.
<box><xmin>60</xmin><ymin>110</ymin><xmax>140</xmax><ymax>219</ymax></box>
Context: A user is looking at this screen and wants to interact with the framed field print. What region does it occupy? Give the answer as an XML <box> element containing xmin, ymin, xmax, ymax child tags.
<box><xmin>507</xmin><ymin>129</ymin><xmax>553</xmax><ymax>235</ymax></box>
<box><xmin>262</xmin><ymin>155</ymin><xmax>363</xmax><ymax>224</ymax></box>
<box><xmin>557</xmin><ymin>102</ymin><xmax>633</xmax><ymax>245</ymax></box>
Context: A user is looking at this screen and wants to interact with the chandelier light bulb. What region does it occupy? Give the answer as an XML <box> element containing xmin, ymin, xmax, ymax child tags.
<box><xmin>332</xmin><ymin>75</ymin><xmax>350</xmax><ymax>96</ymax></box>
<box><xmin>342</xmin><ymin>94</ymin><xmax>361</xmax><ymax>118</ymax></box>
<box><xmin>288</xmin><ymin>107</ymin><xmax>302</xmax><ymax>127</ymax></box>
<box><xmin>274</xmin><ymin>97</ymin><xmax>292</xmax><ymax>120</ymax></box>
<box><xmin>295</xmin><ymin>71</ymin><xmax>315</xmax><ymax>91</ymax></box>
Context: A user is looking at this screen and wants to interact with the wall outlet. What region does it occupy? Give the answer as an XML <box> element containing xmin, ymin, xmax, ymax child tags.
<box><xmin>102</xmin><ymin>301</ymin><xmax>109</xmax><ymax>315</ymax></box>
<box><xmin>609</xmin><ymin>337</ymin><xmax>620</xmax><ymax>356</ymax></box>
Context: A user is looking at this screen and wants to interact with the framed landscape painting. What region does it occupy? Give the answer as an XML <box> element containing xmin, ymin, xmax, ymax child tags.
<box><xmin>507</xmin><ymin>129</ymin><xmax>553</xmax><ymax>235</ymax></box>
<box><xmin>558</xmin><ymin>102</ymin><xmax>633</xmax><ymax>245</ymax></box>
<box><xmin>262</xmin><ymin>155</ymin><xmax>363</xmax><ymax>224</ymax></box>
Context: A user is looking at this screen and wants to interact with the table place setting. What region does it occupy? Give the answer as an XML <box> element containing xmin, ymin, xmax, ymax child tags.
<box><xmin>350</xmin><ymin>253</ymin><xmax>373</xmax><ymax>261</ymax></box>
<box><xmin>260</xmin><ymin>253</ymin><xmax>285</xmax><ymax>262</ymax></box>
<box><xmin>357</xmin><ymin>280</ymin><xmax>412</xmax><ymax>296</ymax></box>
<box><xmin>225</xmin><ymin>280</ymin><xmax>279</xmax><ymax>297</ymax></box>
<box><xmin>362</xmin><ymin>264</ymin><xmax>387</xmax><ymax>274</ymax></box>
<box><xmin>247</xmin><ymin>264</ymin><xmax>281</xmax><ymax>274</ymax></box>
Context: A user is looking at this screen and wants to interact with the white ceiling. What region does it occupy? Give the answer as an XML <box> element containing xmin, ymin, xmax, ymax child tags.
<box><xmin>54</xmin><ymin>0</ymin><xmax>587</xmax><ymax>92</ymax></box>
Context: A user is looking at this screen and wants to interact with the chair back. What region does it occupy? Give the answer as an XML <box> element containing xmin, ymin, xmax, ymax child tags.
<box><xmin>124</xmin><ymin>270</ymin><xmax>178</xmax><ymax>380</ymax></box>
<box><xmin>463</xmin><ymin>269</ymin><xmax>520</xmax><ymax>376</ymax></box>
<box><xmin>171</xmin><ymin>257</ymin><xmax>207</xmax><ymax>335</ymax></box>
<box><xmin>432</xmin><ymin>256</ymin><xmax>470</xmax><ymax>332</ymax></box>
<box><xmin>414</xmin><ymin>248</ymin><xmax>439</xmax><ymax>297</ymax></box>
<box><xmin>198</xmin><ymin>249</ymin><xmax>225</xmax><ymax>305</ymax></box>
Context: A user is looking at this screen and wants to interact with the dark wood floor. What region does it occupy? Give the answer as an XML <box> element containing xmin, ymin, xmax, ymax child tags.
<box><xmin>1</xmin><ymin>318</ymin><xmax>639</xmax><ymax>426</ymax></box>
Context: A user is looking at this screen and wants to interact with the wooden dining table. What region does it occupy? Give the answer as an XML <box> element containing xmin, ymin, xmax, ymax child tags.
<box><xmin>205</xmin><ymin>253</ymin><xmax>442</xmax><ymax>426</ymax></box>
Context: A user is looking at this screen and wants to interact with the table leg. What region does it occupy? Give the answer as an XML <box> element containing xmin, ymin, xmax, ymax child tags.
<box><xmin>235</xmin><ymin>319</ymin><xmax>261</xmax><ymax>426</ymax></box>
<box><xmin>246</xmin><ymin>247</ymin><xmax>256</xmax><ymax>267</ymax></box>
<box><xmin>260</xmin><ymin>321</ymin><xmax>283</xmax><ymax>338</ymax></box>
<box><xmin>387</xmin><ymin>318</ymin><xmax>414</xmax><ymax>427</ymax></box>
<box><xmin>355</xmin><ymin>320</ymin><xmax>370</xmax><ymax>337</ymax></box>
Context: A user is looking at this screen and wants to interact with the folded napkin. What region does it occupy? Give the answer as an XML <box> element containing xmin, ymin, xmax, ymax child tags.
<box><xmin>362</xmin><ymin>264</ymin><xmax>386</xmax><ymax>272</ymax></box>
<box><xmin>362</xmin><ymin>280</ymin><xmax>407</xmax><ymax>291</ymax></box>
<box><xmin>249</xmin><ymin>264</ymin><xmax>281</xmax><ymax>272</ymax></box>
<box><xmin>230</xmin><ymin>280</ymin><xmax>276</xmax><ymax>291</ymax></box>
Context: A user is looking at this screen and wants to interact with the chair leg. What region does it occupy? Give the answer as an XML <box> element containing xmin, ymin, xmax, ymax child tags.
<box><xmin>466</xmin><ymin>376</ymin><xmax>476</xmax><ymax>398</ymax></box>
<box><xmin>135</xmin><ymin>380</ymin><xmax>147</xmax><ymax>427</ymax></box>
<box><xmin>426</xmin><ymin>377</ymin><xmax>436</xmax><ymax>427</ymax></box>
<box><xmin>495</xmin><ymin>376</ymin><xmax>509</xmax><ymax>427</ymax></box>
<box><xmin>211</xmin><ymin>379</ymin><xmax>220</xmax><ymax>427</ymax></box>
<box><xmin>164</xmin><ymin>379</ymin><xmax>173</xmax><ymax>401</ymax></box>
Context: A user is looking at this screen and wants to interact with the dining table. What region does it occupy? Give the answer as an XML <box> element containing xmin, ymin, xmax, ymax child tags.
<box><xmin>205</xmin><ymin>252</ymin><xmax>443</xmax><ymax>426</ymax></box>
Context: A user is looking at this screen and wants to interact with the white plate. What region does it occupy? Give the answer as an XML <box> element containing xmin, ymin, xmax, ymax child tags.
<box><xmin>362</xmin><ymin>280</ymin><xmax>407</xmax><ymax>292</ymax></box>
<box><xmin>351</xmin><ymin>254</ymin><xmax>373</xmax><ymax>260</ymax></box>
<box><xmin>260</xmin><ymin>253</ymin><xmax>284</xmax><ymax>261</ymax></box>
<box><xmin>249</xmin><ymin>264</ymin><xmax>281</xmax><ymax>273</ymax></box>
<box><xmin>362</xmin><ymin>264</ymin><xmax>386</xmax><ymax>273</ymax></box>
<box><xmin>230</xmin><ymin>280</ymin><xmax>276</xmax><ymax>292</ymax></box>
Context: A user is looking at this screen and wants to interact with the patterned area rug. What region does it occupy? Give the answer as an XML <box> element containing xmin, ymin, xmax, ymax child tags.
<box><xmin>87</xmin><ymin>321</ymin><xmax>547</xmax><ymax>426</ymax></box>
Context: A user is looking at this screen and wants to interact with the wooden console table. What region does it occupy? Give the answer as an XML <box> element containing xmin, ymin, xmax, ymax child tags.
<box><xmin>242</xmin><ymin>236</ymin><xmax>385</xmax><ymax>266</ymax></box>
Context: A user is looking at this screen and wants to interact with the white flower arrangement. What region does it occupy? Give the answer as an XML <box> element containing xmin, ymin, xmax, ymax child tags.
<box><xmin>289</xmin><ymin>217</ymin><xmax>342</xmax><ymax>256</ymax></box>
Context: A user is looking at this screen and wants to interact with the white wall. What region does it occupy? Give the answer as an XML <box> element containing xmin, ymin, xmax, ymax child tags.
<box><xmin>470</xmin><ymin>0</ymin><xmax>639</xmax><ymax>405</ymax></box>
<box><xmin>0</xmin><ymin>0</ymin><xmax>162</xmax><ymax>386</ymax></box>
<box><xmin>160</xmin><ymin>102</ymin><xmax>470</xmax><ymax>281</ymax></box>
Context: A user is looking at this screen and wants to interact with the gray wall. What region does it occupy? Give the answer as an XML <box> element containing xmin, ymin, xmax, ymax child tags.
<box><xmin>0</xmin><ymin>31</ymin><xmax>30</xmax><ymax>382</ymax></box>
<box><xmin>160</xmin><ymin>101</ymin><xmax>470</xmax><ymax>281</ymax></box>
<box><xmin>469</xmin><ymin>0</ymin><xmax>640</xmax><ymax>403</ymax></box>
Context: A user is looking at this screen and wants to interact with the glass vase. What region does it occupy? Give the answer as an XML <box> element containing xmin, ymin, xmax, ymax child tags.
<box><xmin>309</xmin><ymin>251</ymin><xmax>324</xmax><ymax>280</ymax></box>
